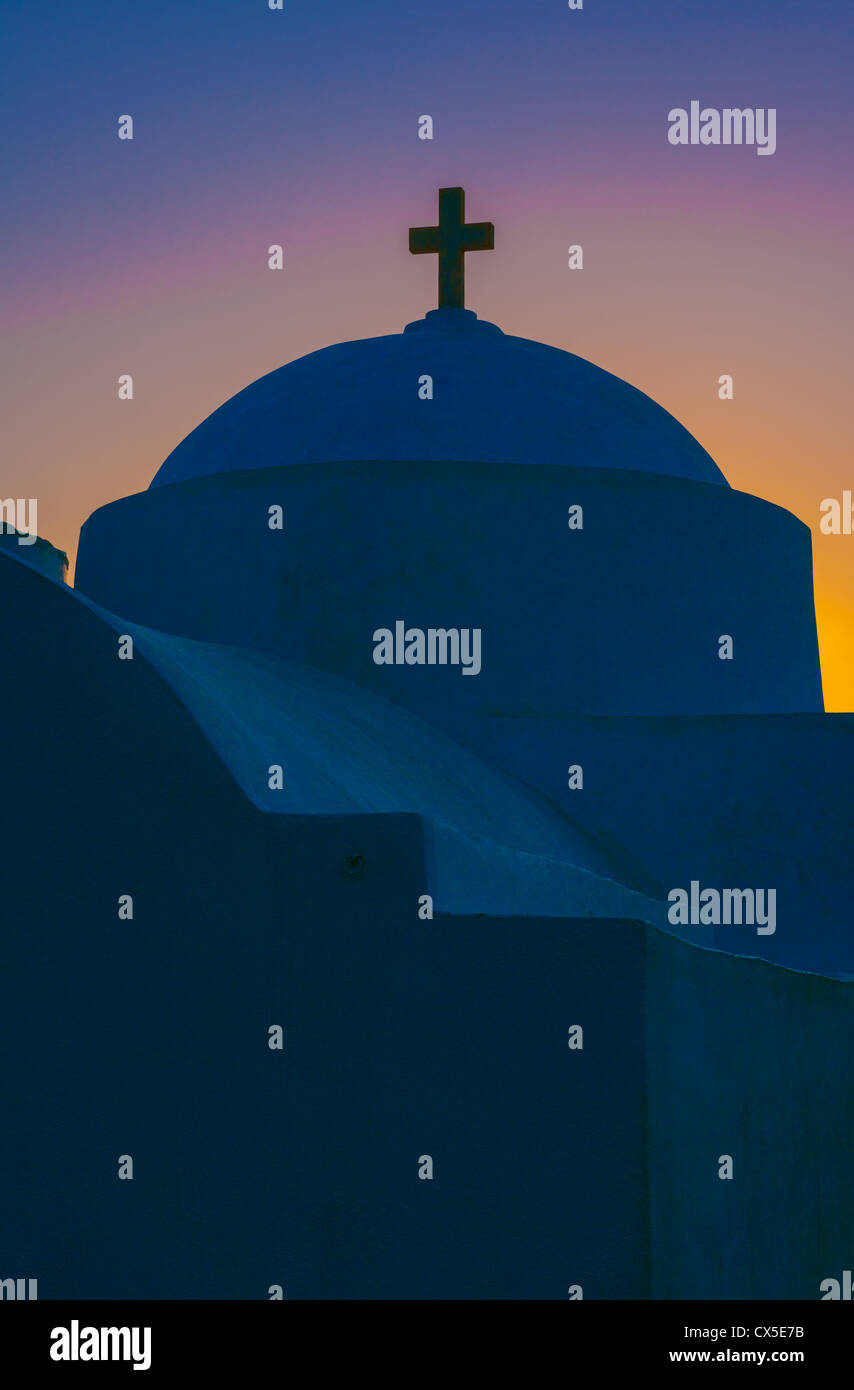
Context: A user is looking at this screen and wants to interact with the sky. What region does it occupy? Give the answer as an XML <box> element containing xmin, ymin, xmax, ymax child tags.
<box><xmin>2</xmin><ymin>0</ymin><xmax>853</xmax><ymax>706</ymax></box>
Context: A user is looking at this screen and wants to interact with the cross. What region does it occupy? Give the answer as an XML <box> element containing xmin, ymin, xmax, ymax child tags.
<box><xmin>409</xmin><ymin>187</ymin><xmax>494</xmax><ymax>310</ymax></box>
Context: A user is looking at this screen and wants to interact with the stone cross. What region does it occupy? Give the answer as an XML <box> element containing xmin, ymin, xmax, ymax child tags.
<box><xmin>409</xmin><ymin>187</ymin><xmax>494</xmax><ymax>310</ymax></box>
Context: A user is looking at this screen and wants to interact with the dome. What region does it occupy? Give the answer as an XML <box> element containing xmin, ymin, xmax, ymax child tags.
<box><xmin>150</xmin><ymin>308</ymin><xmax>728</xmax><ymax>489</ymax></box>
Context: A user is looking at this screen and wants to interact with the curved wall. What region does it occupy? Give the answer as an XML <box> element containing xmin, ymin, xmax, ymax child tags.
<box><xmin>77</xmin><ymin>460</ymin><xmax>823</xmax><ymax>735</ymax></box>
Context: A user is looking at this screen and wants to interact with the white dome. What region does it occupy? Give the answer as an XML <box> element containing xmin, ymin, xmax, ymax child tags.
<box><xmin>150</xmin><ymin>308</ymin><xmax>728</xmax><ymax>489</ymax></box>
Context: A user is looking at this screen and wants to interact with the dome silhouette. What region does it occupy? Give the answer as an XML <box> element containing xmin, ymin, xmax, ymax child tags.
<box><xmin>150</xmin><ymin>308</ymin><xmax>728</xmax><ymax>489</ymax></box>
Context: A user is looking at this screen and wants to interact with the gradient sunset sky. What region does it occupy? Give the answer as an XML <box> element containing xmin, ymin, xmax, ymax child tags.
<box><xmin>3</xmin><ymin>0</ymin><xmax>853</xmax><ymax>705</ymax></box>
